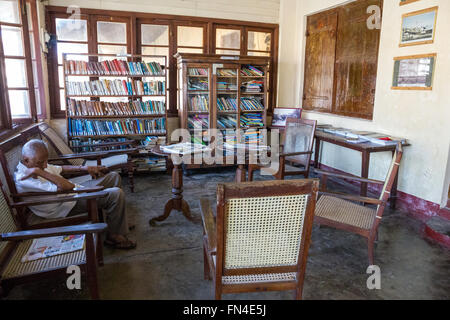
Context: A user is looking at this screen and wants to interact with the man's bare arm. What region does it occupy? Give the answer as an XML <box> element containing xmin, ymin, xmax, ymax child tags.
<box><xmin>61</xmin><ymin>165</ymin><xmax>109</xmax><ymax>179</ymax></box>
<box><xmin>20</xmin><ymin>168</ymin><xmax>75</xmax><ymax>191</ymax></box>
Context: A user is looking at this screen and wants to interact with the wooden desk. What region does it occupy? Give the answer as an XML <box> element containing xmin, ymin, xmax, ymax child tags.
<box><xmin>314</xmin><ymin>131</ymin><xmax>409</xmax><ymax>209</ymax></box>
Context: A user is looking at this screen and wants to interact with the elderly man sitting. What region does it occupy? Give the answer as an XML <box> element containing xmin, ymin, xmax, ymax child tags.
<box><xmin>14</xmin><ymin>139</ymin><xmax>136</xmax><ymax>249</ymax></box>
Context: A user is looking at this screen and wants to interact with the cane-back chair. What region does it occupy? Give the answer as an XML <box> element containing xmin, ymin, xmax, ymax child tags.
<box><xmin>37</xmin><ymin>123</ymin><xmax>138</xmax><ymax>192</ymax></box>
<box><xmin>0</xmin><ymin>183</ymin><xmax>107</xmax><ymax>299</ymax></box>
<box><xmin>314</xmin><ymin>143</ymin><xmax>404</xmax><ymax>265</ymax></box>
<box><xmin>200</xmin><ymin>179</ymin><xmax>319</xmax><ymax>299</ymax></box>
<box><xmin>248</xmin><ymin>118</ymin><xmax>317</xmax><ymax>181</ymax></box>
<box><xmin>0</xmin><ymin>129</ymin><xmax>104</xmax><ymax>230</ymax></box>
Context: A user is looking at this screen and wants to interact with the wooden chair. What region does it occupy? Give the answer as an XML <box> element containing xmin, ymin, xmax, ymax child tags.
<box><xmin>37</xmin><ymin>123</ymin><xmax>139</xmax><ymax>192</ymax></box>
<box><xmin>0</xmin><ymin>183</ymin><xmax>107</xmax><ymax>299</ymax></box>
<box><xmin>200</xmin><ymin>179</ymin><xmax>319</xmax><ymax>299</ymax></box>
<box><xmin>0</xmin><ymin>130</ymin><xmax>104</xmax><ymax>230</ymax></box>
<box><xmin>248</xmin><ymin>118</ymin><xmax>317</xmax><ymax>181</ymax></box>
<box><xmin>314</xmin><ymin>143</ymin><xmax>403</xmax><ymax>265</ymax></box>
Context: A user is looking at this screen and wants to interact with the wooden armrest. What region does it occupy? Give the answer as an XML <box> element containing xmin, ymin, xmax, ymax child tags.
<box><xmin>199</xmin><ymin>198</ymin><xmax>216</xmax><ymax>252</ymax></box>
<box><xmin>319</xmin><ymin>191</ymin><xmax>384</xmax><ymax>205</ymax></box>
<box><xmin>13</xmin><ymin>186</ymin><xmax>105</xmax><ymax>198</ymax></box>
<box><xmin>11</xmin><ymin>191</ymin><xmax>108</xmax><ymax>208</ymax></box>
<box><xmin>280</xmin><ymin>150</ymin><xmax>313</xmax><ymax>157</ymax></box>
<box><xmin>48</xmin><ymin>148</ymin><xmax>138</xmax><ymax>161</ymax></box>
<box><xmin>314</xmin><ymin>168</ymin><xmax>384</xmax><ymax>185</ymax></box>
<box><xmin>0</xmin><ymin>223</ymin><xmax>108</xmax><ymax>241</ymax></box>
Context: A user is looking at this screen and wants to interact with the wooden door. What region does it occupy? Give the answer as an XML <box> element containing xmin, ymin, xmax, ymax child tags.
<box><xmin>333</xmin><ymin>0</ymin><xmax>381</xmax><ymax>119</ymax></box>
<box><xmin>302</xmin><ymin>10</ymin><xmax>337</xmax><ymax>112</ymax></box>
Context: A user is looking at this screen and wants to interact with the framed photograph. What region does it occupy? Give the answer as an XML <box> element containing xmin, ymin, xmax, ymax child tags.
<box><xmin>399</xmin><ymin>0</ymin><xmax>420</xmax><ymax>6</ymax></box>
<box><xmin>392</xmin><ymin>53</ymin><xmax>436</xmax><ymax>90</ymax></box>
<box><xmin>271</xmin><ymin>108</ymin><xmax>302</xmax><ymax>127</ymax></box>
<box><xmin>400</xmin><ymin>7</ymin><xmax>438</xmax><ymax>47</ymax></box>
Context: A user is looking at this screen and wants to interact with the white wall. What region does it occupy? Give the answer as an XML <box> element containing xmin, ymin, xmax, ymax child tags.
<box><xmin>46</xmin><ymin>0</ymin><xmax>280</xmax><ymax>24</ymax></box>
<box><xmin>278</xmin><ymin>0</ymin><xmax>450</xmax><ymax>207</ymax></box>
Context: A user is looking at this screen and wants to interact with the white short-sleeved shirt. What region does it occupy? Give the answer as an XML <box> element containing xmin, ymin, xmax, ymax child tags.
<box><xmin>14</xmin><ymin>162</ymin><xmax>76</xmax><ymax>219</ymax></box>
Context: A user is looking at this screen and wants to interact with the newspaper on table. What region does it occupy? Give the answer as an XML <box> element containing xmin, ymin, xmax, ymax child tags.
<box><xmin>222</xmin><ymin>143</ymin><xmax>270</xmax><ymax>151</ymax></box>
<box><xmin>21</xmin><ymin>234</ymin><xmax>85</xmax><ymax>263</ymax></box>
<box><xmin>161</xmin><ymin>142</ymin><xmax>211</xmax><ymax>155</ymax></box>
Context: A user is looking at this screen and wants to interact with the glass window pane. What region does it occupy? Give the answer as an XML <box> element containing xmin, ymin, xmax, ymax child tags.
<box><xmin>97</xmin><ymin>21</ymin><xmax>127</xmax><ymax>44</ymax></box>
<box><xmin>26</xmin><ymin>2</ymin><xmax>33</xmax><ymax>30</ymax></box>
<box><xmin>141</xmin><ymin>24</ymin><xmax>169</xmax><ymax>46</ymax></box>
<box><xmin>59</xmin><ymin>66</ymin><xmax>64</xmax><ymax>87</ymax></box>
<box><xmin>248</xmin><ymin>31</ymin><xmax>271</xmax><ymax>51</ymax></box>
<box><xmin>247</xmin><ymin>51</ymin><xmax>270</xmax><ymax>57</ymax></box>
<box><xmin>57</xmin><ymin>42</ymin><xmax>88</xmax><ymax>64</ymax></box>
<box><xmin>29</xmin><ymin>32</ymin><xmax>36</xmax><ymax>59</ymax></box>
<box><xmin>142</xmin><ymin>47</ymin><xmax>169</xmax><ymax>65</ymax></box>
<box><xmin>56</xmin><ymin>18</ymin><xmax>87</xmax><ymax>42</ymax></box>
<box><xmin>35</xmin><ymin>89</ymin><xmax>41</xmax><ymax>114</ymax></box>
<box><xmin>0</xmin><ymin>0</ymin><xmax>20</xmax><ymax>24</ymax></box>
<box><xmin>60</xmin><ymin>89</ymin><xmax>66</xmax><ymax>110</ymax></box>
<box><xmin>216</xmin><ymin>29</ymin><xmax>240</xmax><ymax>49</ymax></box>
<box><xmin>9</xmin><ymin>90</ymin><xmax>30</xmax><ymax>118</ymax></box>
<box><xmin>5</xmin><ymin>59</ymin><xmax>27</xmax><ymax>87</ymax></box>
<box><xmin>177</xmin><ymin>47</ymin><xmax>203</xmax><ymax>54</ymax></box>
<box><xmin>177</xmin><ymin>26</ymin><xmax>203</xmax><ymax>47</ymax></box>
<box><xmin>32</xmin><ymin>61</ymin><xmax>39</xmax><ymax>86</ymax></box>
<box><xmin>1</xmin><ymin>26</ymin><xmax>24</xmax><ymax>56</ymax></box>
<box><xmin>98</xmin><ymin>44</ymin><xmax>127</xmax><ymax>57</ymax></box>
<box><xmin>216</xmin><ymin>49</ymin><xmax>240</xmax><ymax>55</ymax></box>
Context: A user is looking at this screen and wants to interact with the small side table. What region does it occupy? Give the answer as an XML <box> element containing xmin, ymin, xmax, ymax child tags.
<box><xmin>148</xmin><ymin>146</ymin><xmax>194</xmax><ymax>226</ymax></box>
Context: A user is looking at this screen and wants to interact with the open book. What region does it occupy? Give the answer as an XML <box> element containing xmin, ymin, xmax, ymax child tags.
<box><xmin>22</xmin><ymin>235</ymin><xmax>85</xmax><ymax>263</ymax></box>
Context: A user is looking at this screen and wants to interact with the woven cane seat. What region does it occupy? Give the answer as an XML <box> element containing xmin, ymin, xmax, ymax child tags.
<box><xmin>1</xmin><ymin>238</ymin><xmax>86</xmax><ymax>280</ymax></box>
<box><xmin>315</xmin><ymin>195</ymin><xmax>377</xmax><ymax>230</ymax></box>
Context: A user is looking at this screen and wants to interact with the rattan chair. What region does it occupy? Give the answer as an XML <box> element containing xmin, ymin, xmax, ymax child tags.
<box><xmin>200</xmin><ymin>179</ymin><xmax>319</xmax><ymax>299</ymax></box>
<box><xmin>248</xmin><ymin>118</ymin><xmax>317</xmax><ymax>181</ymax></box>
<box><xmin>0</xmin><ymin>130</ymin><xmax>104</xmax><ymax>230</ymax></box>
<box><xmin>314</xmin><ymin>143</ymin><xmax>403</xmax><ymax>265</ymax></box>
<box><xmin>0</xmin><ymin>183</ymin><xmax>107</xmax><ymax>299</ymax></box>
<box><xmin>37</xmin><ymin>123</ymin><xmax>138</xmax><ymax>192</ymax></box>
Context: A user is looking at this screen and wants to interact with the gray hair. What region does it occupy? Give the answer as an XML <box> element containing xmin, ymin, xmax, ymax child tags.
<box><xmin>22</xmin><ymin>139</ymin><xmax>48</xmax><ymax>159</ymax></box>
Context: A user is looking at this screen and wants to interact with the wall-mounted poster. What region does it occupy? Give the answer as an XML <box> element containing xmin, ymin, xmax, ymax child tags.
<box><xmin>271</xmin><ymin>108</ymin><xmax>302</xmax><ymax>127</ymax></box>
<box><xmin>400</xmin><ymin>0</ymin><xmax>420</xmax><ymax>6</ymax></box>
<box><xmin>392</xmin><ymin>53</ymin><xmax>436</xmax><ymax>90</ymax></box>
<box><xmin>400</xmin><ymin>7</ymin><xmax>438</xmax><ymax>47</ymax></box>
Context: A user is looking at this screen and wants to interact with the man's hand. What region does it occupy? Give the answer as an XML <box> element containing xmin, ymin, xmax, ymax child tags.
<box><xmin>20</xmin><ymin>167</ymin><xmax>42</xmax><ymax>180</ymax></box>
<box><xmin>87</xmin><ymin>166</ymin><xmax>109</xmax><ymax>179</ymax></box>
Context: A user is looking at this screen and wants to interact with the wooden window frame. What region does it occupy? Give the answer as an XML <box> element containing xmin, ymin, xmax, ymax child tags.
<box><xmin>46</xmin><ymin>6</ymin><xmax>279</xmax><ymax>118</ymax></box>
<box><xmin>0</xmin><ymin>0</ymin><xmax>45</xmax><ymax>138</ymax></box>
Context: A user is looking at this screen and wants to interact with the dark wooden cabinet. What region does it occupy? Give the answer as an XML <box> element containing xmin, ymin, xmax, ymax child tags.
<box><xmin>303</xmin><ymin>0</ymin><xmax>382</xmax><ymax>120</ymax></box>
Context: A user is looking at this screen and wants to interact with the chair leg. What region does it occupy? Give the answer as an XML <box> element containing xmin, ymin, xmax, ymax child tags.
<box><xmin>248</xmin><ymin>165</ymin><xmax>255</xmax><ymax>181</ymax></box>
<box><xmin>85</xmin><ymin>234</ymin><xmax>100</xmax><ymax>300</ymax></box>
<box><xmin>96</xmin><ymin>232</ymin><xmax>104</xmax><ymax>267</ymax></box>
<box><xmin>368</xmin><ymin>238</ymin><xmax>375</xmax><ymax>265</ymax></box>
<box><xmin>295</xmin><ymin>287</ymin><xmax>303</xmax><ymax>300</ymax></box>
<box><xmin>215</xmin><ymin>287</ymin><xmax>222</xmax><ymax>300</ymax></box>
<box><xmin>127</xmin><ymin>161</ymin><xmax>135</xmax><ymax>193</ymax></box>
<box><xmin>203</xmin><ymin>245</ymin><xmax>211</xmax><ymax>280</ymax></box>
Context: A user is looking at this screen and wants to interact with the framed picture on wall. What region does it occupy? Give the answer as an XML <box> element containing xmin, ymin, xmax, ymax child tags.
<box><xmin>391</xmin><ymin>53</ymin><xmax>436</xmax><ymax>90</ymax></box>
<box><xmin>399</xmin><ymin>0</ymin><xmax>420</xmax><ymax>6</ymax></box>
<box><xmin>271</xmin><ymin>108</ymin><xmax>302</xmax><ymax>128</ymax></box>
<box><xmin>400</xmin><ymin>7</ymin><xmax>438</xmax><ymax>47</ymax></box>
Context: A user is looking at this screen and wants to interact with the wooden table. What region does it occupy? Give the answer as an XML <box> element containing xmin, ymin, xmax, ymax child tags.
<box><xmin>314</xmin><ymin>130</ymin><xmax>409</xmax><ymax>209</ymax></box>
<box><xmin>148</xmin><ymin>146</ymin><xmax>194</xmax><ymax>226</ymax></box>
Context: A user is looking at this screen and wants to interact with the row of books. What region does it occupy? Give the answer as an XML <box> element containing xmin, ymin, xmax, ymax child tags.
<box><xmin>244</xmin><ymin>129</ymin><xmax>264</xmax><ymax>144</ymax></box>
<box><xmin>217</xmin><ymin>97</ymin><xmax>237</xmax><ymax>111</ymax></box>
<box><xmin>240</xmin><ymin>113</ymin><xmax>264</xmax><ymax>127</ymax></box>
<box><xmin>217</xmin><ymin>115</ymin><xmax>237</xmax><ymax>129</ymax></box>
<box><xmin>189</xmin><ymin>95</ymin><xmax>209</xmax><ymax>111</ymax></box>
<box><xmin>64</xmin><ymin>59</ymin><xmax>165</xmax><ymax>76</ymax></box>
<box><xmin>141</xmin><ymin>135</ymin><xmax>166</xmax><ymax>147</ymax></box>
<box><xmin>66</xmin><ymin>80</ymin><xmax>165</xmax><ymax>96</ymax></box>
<box><xmin>67</xmin><ymin>99</ymin><xmax>165</xmax><ymax>116</ymax></box>
<box><xmin>217</xmin><ymin>69</ymin><xmax>237</xmax><ymax>76</ymax></box>
<box><xmin>241</xmin><ymin>65</ymin><xmax>264</xmax><ymax>77</ymax></box>
<box><xmin>188</xmin><ymin>79</ymin><xmax>209</xmax><ymax>90</ymax></box>
<box><xmin>133</xmin><ymin>156</ymin><xmax>166</xmax><ymax>172</ymax></box>
<box><xmin>69</xmin><ymin>137</ymin><xmax>130</xmax><ymax>152</ymax></box>
<box><xmin>241</xmin><ymin>80</ymin><xmax>264</xmax><ymax>93</ymax></box>
<box><xmin>188</xmin><ymin>68</ymin><xmax>208</xmax><ymax>76</ymax></box>
<box><xmin>69</xmin><ymin>118</ymin><xmax>166</xmax><ymax>136</ymax></box>
<box><xmin>217</xmin><ymin>81</ymin><xmax>237</xmax><ymax>91</ymax></box>
<box><xmin>240</xmin><ymin>97</ymin><xmax>264</xmax><ymax>110</ymax></box>
<box><xmin>188</xmin><ymin>115</ymin><xmax>209</xmax><ymax>130</ymax></box>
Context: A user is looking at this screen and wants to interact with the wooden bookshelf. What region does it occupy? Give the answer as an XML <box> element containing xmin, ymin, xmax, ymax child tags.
<box><xmin>63</xmin><ymin>53</ymin><xmax>168</xmax><ymax>151</ymax></box>
<box><xmin>176</xmin><ymin>53</ymin><xmax>269</xmax><ymax>149</ymax></box>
